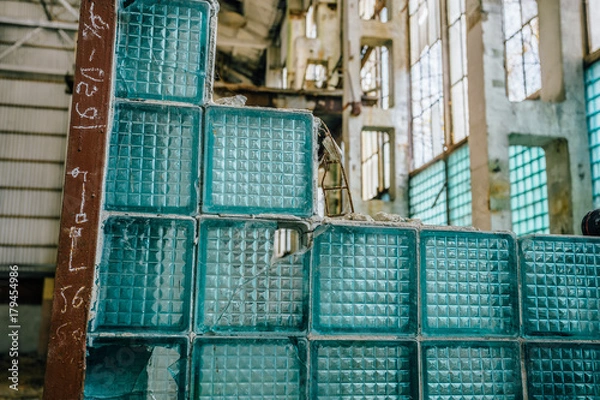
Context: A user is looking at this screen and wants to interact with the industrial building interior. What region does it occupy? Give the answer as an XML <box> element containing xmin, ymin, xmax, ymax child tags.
<box><xmin>1</xmin><ymin>0</ymin><xmax>600</xmax><ymax>397</ymax></box>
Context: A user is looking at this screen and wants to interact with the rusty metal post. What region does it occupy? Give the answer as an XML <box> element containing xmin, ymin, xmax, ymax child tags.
<box><xmin>43</xmin><ymin>1</ymin><xmax>115</xmax><ymax>398</ymax></box>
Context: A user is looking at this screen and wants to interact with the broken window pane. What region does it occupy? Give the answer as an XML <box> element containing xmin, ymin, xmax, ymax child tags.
<box><xmin>587</xmin><ymin>0</ymin><xmax>600</xmax><ymax>54</ymax></box>
<box><xmin>360</xmin><ymin>44</ymin><xmax>392</xmax><ymax>109</ymax></box>
<box><xmin>361</xmin><ymin>130</ymin><xmax>392</xmax><ymax>201</ymax></box>
<box><xmin>503</xmin><ymin>0</ymin><xmax>541</xmax><ymax>102</ymax></box>
<box><xmin>305</xmin><ymin>61</ymin><xmax>328</xmax><ymax>89</ymax></box>
<box><xmin>359</xmin><ymin>0</ymin><xmax>389</xmax><ymax>22</ymax></box>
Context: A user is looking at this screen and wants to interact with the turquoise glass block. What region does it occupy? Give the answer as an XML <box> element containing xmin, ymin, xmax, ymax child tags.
<box><xmin>197</xmin><ymin>219</ymin><xmax>308</xmax><ymax>333</ymax></box>
<box><xmin>312</xmin><ymin>341</ymin><xmax>417</xmax><ymax>399</ymax></box>
<box><xmin>313</xmin><ymin>224</ymin><xmax>417</xmax><ymax>334</ymax></box>
<box><xmin>447</xmin><ymin>144</ymin><xmax>472</xmax><ymax>226</ymax></box>
<box><xmin>521</xmin><ymin>235</ymin><xmax>600</xmax><ymax>338</ymax></box>
<box><xmin>423</xmin><ymin>342</ymin><xmax>522</xmax><ymax>399</ymax></box>
<box><xmin>115</xmin><ymin>0</ymin><xmax>211</xmax><ymax>103</ymax></box>
<box><xmin>421</xmin><ymin>230</ymin><xmax>518</xmax><ymax>336</ymax></box>
<box><xmin>409</xmin><ymin>160</ymin><xmax>448</xmax><ymax>225</ymax></box>
<box><xmin>84</xmin><ymin>339</ymin><xmax>187</xmax><ymax>399</ymax></box>
<box><xmin>586</xmin><ymin>61</ymin><xmax>600</xmax><ymax>208</ymax></box>
<box><xmin>203</xmin><ymin>106</ymin><xmax>315</xmax><ymax>217</ymax></box>
<box><xmin>509</xmin><ymin>145</ymin><xmax>550</xmax><ymax>236</ymax></box>
<box><xmin>193</xmin><ymin>339</ymin><xmax>306</xmax><ymax>399</ymax></box>
<box><xmin>104</xmin><ymin>101</ymin><xmax>200</xmax><ymax>215</ymax></box>
<box><xmin>93</xmin><ymin>217</ymin><xmax>194</xmax><ymax>332</ymax></box>
<box><xmin>526</xmin><ymin>343</ymin><xmax>600</xmax><ymax>399</ymax></box>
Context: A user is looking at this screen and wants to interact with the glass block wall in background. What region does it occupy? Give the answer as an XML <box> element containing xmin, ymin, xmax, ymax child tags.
<box><xmin>409</xmin><ymin>145</ymin><xmax>472</xmax><ymax>226</ymax></box>
<box><xmin>447</xmin><ymin>144</ymin><xmax>472</xmax><ymax>226</ymax></box>
<box><xmin>509</xmin><ymin>145</ymin><xmax>550</xmax><ymax>236</ymax></box>
<box><xmin>408</xmin><ymin>160</ymin><xmax>448</xmax><ymax>225</ymax></box>
<box><xmin>586</xmin><ymin>60</ymin><xmax>600</xmax><ymax>208</ymax></box>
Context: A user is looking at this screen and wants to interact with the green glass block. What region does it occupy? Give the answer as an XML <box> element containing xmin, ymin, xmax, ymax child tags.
<box><xmin>585</xmin><ymin>61</ymin><xmax>600</xmax><ymax>208</ymax></box>
<box><xmin>193</xmin><ymin>339</ymin><xmax>306</xmax><ymax>399</ymax></box>
<box><xmin>93</xmin><ymin>217</ymin><xmax>194</xmax><ymax>332</ymax></box>
<box><xmin>447</xmin><ymin>144</ymin><xmax>472</xmax><ymax>227</ymax></box>
<box><xmin>104</xmin><ymin>101</ymin><xmax>200</xmax><ymax>215</ymax></box>
<box><xmin>202</xmin><ymin>106</ymin><xmax>315</xmax><ymax>217</ymax></box>
<box><xmin>115</xmin><ymin>0</ymin><xmax>212</xmax><ymax>103</ymax></box>
<box><xmin>521</xmin><ymin>235</ymin><xmax>600</xmax><ymax>338</ymax></box>
<box><xmin>409</xmin><ymin>160</ymin><xmax>448</xmax><ymax>225</ymax></box>
<box><xmin>313</xmin><ymin>224</ymin><xmax>417</xmax><ymax>334</ymax></box>
<box><xmin>197</xmin><ymin>219</ymin><xmax>308</xmax><ymax>333</ymax></box>
<box><xmin>312</xmin><ymin>341</ymin><xmax>417</xmax><ymax>399</ymax></box>
<box><xmin>423</xmin><ymin>342</ymin><xmax>522</xmax><ymax>399</ymax></box>
<box><xmin>526</xmin><ymin>343</ymin><xmax>600</xmax><ymax>399</ymax></box>
<box><xmin>509</xmin><ymin>145</ymin><xmax>550</xmax><ymax>236</ymax></box>
<box><xmin>84</xmin><ymin>339</ymin><xmax>187</xmax><ymax>399</ymax></box>
<box><xmin>421</xmin><ymin>230</ymin><xmax>518</xmax><ymax>336</ymax></box>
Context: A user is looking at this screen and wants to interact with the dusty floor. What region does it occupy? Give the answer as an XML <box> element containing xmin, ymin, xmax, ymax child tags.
<box><xmin>0</xmin><ymin>354</ymin><xmax>44</xmax><ymax>400</ymax></box>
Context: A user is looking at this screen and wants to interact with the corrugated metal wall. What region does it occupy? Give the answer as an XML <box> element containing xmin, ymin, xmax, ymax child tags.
<box><xmin>0</xmin><ymin>0</ymin><xmax>78</xmax><ymax>267</ymax></box>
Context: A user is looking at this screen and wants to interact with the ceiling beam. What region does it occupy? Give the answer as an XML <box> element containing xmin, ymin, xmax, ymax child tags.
<box><xmin>0</xmin><ymin>16</ymin><xmax>78</xmax><ymax>31</ymax></box>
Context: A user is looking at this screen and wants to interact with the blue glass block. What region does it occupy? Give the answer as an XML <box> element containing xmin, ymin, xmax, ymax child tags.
<box><xmin>104</xmin><ymin>101</ymin><xmax>200</xmax><ymax>215</ymax></box>
<box><xmin>408</xmin><ymin>160</ymin><xmax>448</xmax><ymax>225</ymax></box>
<box><xmin>509</xmin><ymin>145</ymin><xmax>550</xmax><ymax>236</ymax></box>
<box><xmin>84</xmin><ymin>338</ymin><xmax>187</xmax><ymax>399</ymax></box>
<box><xmin>423</xmin><ymin>342</ymin><xmax>522</xmax><ymax>399</ymax></box>
<box><xmin>313</xmin><ymin>224</ymin><xmax>417</xmax><ymax>334</ymax></box>
<box><xmin>115</xmin><ymin>0</ymin><xmax>211</xmax><ymax>103</ymax></box>
<box><xmin>93</xmin><ymin>217</ymin><xmax>194</xmax><ymax>332</ymax></box>
<box><xmin>312</xmin><ymin>341</ymin><xmax>417</xmax><ymax>399</ymax></box>
<box><xmin>586</xmin><ymin>61</ymin><xmax>600</xmax><ymax>208</ymax></box>
<box><xmin>197</xmin><ymin>219</ymin><xmax>308</xmax><ymax>333</ymax></box>
<box><xmin>202</xmin><ymin>106</ymin><xmax>315</xmax><ymax>217</ymax></box>
<box><xmin>526</xmin><ymin>343</ymin><xmax>600</xmax><ymax>399</ymax></box>
<box><xmin>521</xmin><ymin>235</ymin><xmax>600</xmax><ymax>338</ymax></box>
<box><xmin>447</xmin><ymin>144</ymin><xmax>472</xmax><ymax>227</ymax></box>
<box><xmin>193</xmin><ymin>339</ymin><xmax>306</xmax><ymax>399</ymax></box>
<box><xmin>421</xmin><ymin>230</ymin><xmax>518</xmax><ymax>336</ymax></box>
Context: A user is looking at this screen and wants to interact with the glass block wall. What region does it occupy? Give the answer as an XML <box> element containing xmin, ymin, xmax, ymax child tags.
<box><xmin>409</xmin><ymin>144</ymin><xmax>472</xmax><ymax>226</ymax></box>
<box><xmin>585</xmin><ymin>60</ymin><xmax>600</xmax><ymax>208</ymax></box>
<box><xmin>82</xmin><ymin>1</ymin><xmax>600</xmax><ymax>398</ymax></box>
<box><xmin>509</xmin><ymin>145</ymin><xmax>550</xmax><ymax>236</ymax></box>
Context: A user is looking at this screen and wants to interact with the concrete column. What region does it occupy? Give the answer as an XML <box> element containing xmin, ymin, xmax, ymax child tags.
<box><xmin>342</xmin><ymin>0</ymin><xmax>410</xmax><ymax>216</ymax></box>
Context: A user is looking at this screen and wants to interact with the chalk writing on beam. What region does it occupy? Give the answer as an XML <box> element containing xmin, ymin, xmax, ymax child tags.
<box><xmin>70</xmin><ymin>168</ymin><xmax>89</xmax><ymax>224</ymax></box>
<box><xmin>82</xmin><ymin>3</ymin><xmax>108</xmax><ymax>40</ymax></box>
<box><xmin>55</xmin><ymin>322</ymin><xmax>71</xmax><ymax>342</ymax></box>
<box><xmin>75</xmin><ymin>103</ymin><xmax>99</xmax><ymax>120</ymax></box>
<box><xmin>69</xmin><ymin>227</ymin><xmax>86</xmax><ymax>272</ymax></box>
<box><xmin>73</xmin><ymin>125</ymin><xmax>106</xmax><ymax>130</ymax></box>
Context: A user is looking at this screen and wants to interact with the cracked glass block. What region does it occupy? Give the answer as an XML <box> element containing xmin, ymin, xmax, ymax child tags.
<box><xmin>93</xmin><ymin>217</ymin><xmax>194</xmax><ymax>332</ymax></box>
<box><xmin>421</xmin><ymin>230</ymin><xmax>518</xmax><ymax>336</ymax></box>
<box><xmin>312</xmin><ymin>341</ymin><xmax>417</xmax><ymax>399</ymax></box>
<box><xmin>84</xmin><ymin>339</ymin><xmax>186</xmax><ymax>399</ymax></box>
<box><xmin>115</xmin><ymin>0</ymin><xmax>211</xmax><ymax>103</ymax></box>
<box><xmin>521</xmin><ymin>235</ymin><xmax>600</xmax><ymax>338</ymax></box>
<box><xmin>197</xmin><ymin>219</ymin><xmax>308</xmax><ymax>333</ymax></box>
<box><xmin>423</xmin><ymin>342</ymin><xmax>522</xmax><ymax>399</ymax></box>
<box><xmin>526</xmin><ymin>343</ymin><xmax>600</xmax><ymax>399</ymax></box>
<box><xmin>104</xmin><ymin>101</ymin><xmax>200</xmax><ymax>215</ymax></box>
<box><xmin>313</xmin><ymin>224</ymin><xmax>417</xmax><ymax>334</ymax></box>
<box><xmin>193</xmin><ymin>339</ymin><xmax>306</xmax><ymax>399</ymax></box>
<box><xmin>202</xmin><ymin>106</ymin><xmax>315</xmax><ymax>217</ymax></box>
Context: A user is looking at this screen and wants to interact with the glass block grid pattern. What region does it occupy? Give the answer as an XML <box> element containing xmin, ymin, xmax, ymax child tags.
<box><xmin>115</xmin><ymin>0</ymin><xmax>210</xmax><ymax>103</ymax></box>
<box><xmin>104</xmin><ymin>101</ymin><xmax>200</xmax><ymax>215</ymax></box>
<box><xmin>509</xmin><ymin>145</ymin><xmax>550</xmax><ymax>236</ymax></box>
<box><xmin>93</xmin><ymin>217</ymin><xmax>193</xmax><ymax>332</ymax></box>
<box><xmin>447</xmin><ymin>144</ymin><xmax>472</xmax><ymax>226</ymax></box>
<box><xmin>194</xmin><ymin>339</ymin><xmax>305</xmax><ymax>399</ymax></box>
<box><xmin>423</xmin><ymin>342</ymin><xmax>522</xmax><ymax>399</ymax></box>
<box><xmin>198</xmin><ymin>219</ymin><xmax>308</xmax><ymax>333</ymax></box>
<box><xmin>526</xmin><ymin>343</ymin><xmax>600</xmax><ymax>399</ymax></box>
<box><xmin>421</xmin><ymin>230</ymin><xmax>518</xmax><ymax>336</ymax></box>
<box><xmin>313</xmin><ymin>224</ymin><xmax>416</xmax><ymax>334</ymax></box>
<box><xmin>585</xmin><ymin>61</ymin><xmax>600</xmax><ymax>208</ymax></box>
<box><xmin>84</xmin><ymin>339</ymin><xmax>186</xmax><ymax>399</ymax></box>
<box><xmin>203</xmin><ymin>106</ymin><xmax>314</xmax><ymax>217</ymax></box>
<box><xmin>521</xmin><ymin>235</ymin><xmax>600</xmax><ymax>338</ymax></box>
<box><xmin>312</xmin><ymin>341</ymin><xmax>416</xmax><ymax>399</ymax></box>
<box><xmin>409</xmin><ymin>160</ymin><xmax>448</xmax><ymax>225</ymax></box>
